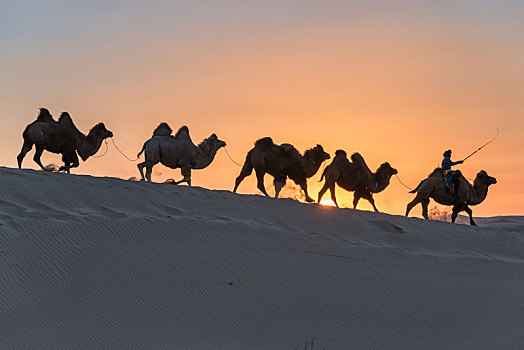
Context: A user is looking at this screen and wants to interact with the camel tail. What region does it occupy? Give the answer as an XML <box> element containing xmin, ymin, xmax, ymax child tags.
<box><xmin>409</xmin><ymin>182</ymin><xmax>422</xmax><ymax>193</ymax></box>
<box><xmin>319</xmin><ymin>164</ymin><xmax>329</xmax><ymax>182</ymax></box>
<box><xmin>137</xmin><ymin>142</ymin><xmax>146</xmax><ymax>158</ymax></box>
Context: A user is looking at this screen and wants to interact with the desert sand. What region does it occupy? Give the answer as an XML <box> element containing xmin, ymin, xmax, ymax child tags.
<box><xmin>1</xmin><ymin>167</ymin><xmax>522</xmax><ymax>349</ymax></box>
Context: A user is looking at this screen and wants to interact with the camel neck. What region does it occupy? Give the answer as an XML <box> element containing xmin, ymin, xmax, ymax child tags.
<box><xmin>469</xmin><ymin>182</ymin><xmax>490</xmax><ymax>206</ymax></box>
<box><xmin>77</xmin><ymin>132</ymin><xmax>104</xmax><ymax>161</ymax></box>
<box><xmin>372</xmin><ymin>170</ymin><xmax>392</xmax><ymax>193</ymax></box>
<box><xmin>193</xmin><ymin>143</ymin><xmax>220</xmax><ymax>169</ymax></box>
<box><xmin>303</xmin><ymin>158</ymin><xmax>324</xmax><ymax>178</ymax></box>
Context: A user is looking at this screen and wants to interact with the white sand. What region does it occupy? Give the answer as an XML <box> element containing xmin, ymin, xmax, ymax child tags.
<box><xmin>1</xmin><ymin>167</ymin><xmax>522</xmax><ymax>349</ymax></box>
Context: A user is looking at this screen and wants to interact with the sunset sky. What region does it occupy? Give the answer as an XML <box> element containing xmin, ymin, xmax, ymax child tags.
<box><xmin>1</xmin><ymin>0</ymin><xmax>523</xmax><ymax>216</ymax></box>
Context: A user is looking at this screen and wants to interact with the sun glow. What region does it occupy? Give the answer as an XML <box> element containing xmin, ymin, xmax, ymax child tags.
<box><xmin>319</xmin><ymin>199</ymin><xmax>337</xmax><ymax>207</ymax></box>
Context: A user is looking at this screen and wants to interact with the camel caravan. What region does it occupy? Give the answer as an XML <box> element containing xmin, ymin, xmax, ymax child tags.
<box><xmin>17</xmin><ymin>108</ymin><xmax>497</xmax><ymax>225</ymax></box>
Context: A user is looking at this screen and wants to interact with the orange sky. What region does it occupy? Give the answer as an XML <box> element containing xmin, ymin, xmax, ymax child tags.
<box><xmin>1</xmin><ymin>1</ymin><xmax>523</xmax><ymax>216</ymax></box>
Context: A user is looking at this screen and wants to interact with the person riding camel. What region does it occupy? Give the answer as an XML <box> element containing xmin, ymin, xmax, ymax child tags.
<box><xmin>442</xmin><ymin>149</ymin><xmax>463</xmax><ymax>196</ymax></box>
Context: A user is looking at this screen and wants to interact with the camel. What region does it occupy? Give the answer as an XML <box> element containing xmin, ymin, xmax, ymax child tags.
<box><xmin>405</xmin><ymin>169</ymin><xmax>497</xmax><ymax>225</ymax></box>
<box><xmin>17</xmin><ymin>108</ymin><xmax>113</xmax><ymax>173</ymax></box>
<box><xmin>233</xmin><ymin>137</ymin><xmax>330</xmax><ymax>202</ymax></box>
<box><xmin>137</xmin><ymin>123</ymin><xmax>226</xmax><ymax>185</ymax></box>
<box><xmin>317</xmin><ymin>150</ymin><xmax>398</xmax><ymax>211</ymax></box>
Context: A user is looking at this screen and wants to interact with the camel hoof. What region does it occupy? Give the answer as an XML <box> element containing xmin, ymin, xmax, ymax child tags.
<box><xmin>305</xmin><ymin>197</ymin><xmax>315</xmax><ymax>203</ymax></box>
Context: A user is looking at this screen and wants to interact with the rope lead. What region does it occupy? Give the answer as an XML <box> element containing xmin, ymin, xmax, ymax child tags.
<box><xmin>91</xmin><ymin>139</ymin><xmax>109</xmax><ymax>158</ymax></box>
<box><xmin>224</xmin><ymin>147</ymin><xmax>243</xmax><ymax>167</ymax></box>
<box><xmin>110</xmin><ymin>138</ymin><xmax>140</xmax><ymax>162</ymax></box>
<box><xmin>395</xmin><ymin>174</ymin><xmax>415</xmax><ymax>191</ymax></box>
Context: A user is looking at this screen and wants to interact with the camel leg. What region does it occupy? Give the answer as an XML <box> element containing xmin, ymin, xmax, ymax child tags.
<box><xmin>137</xmin><ymin>162</ymin><xmax>147</xmax><ymax>181</ymax></box>
<box><xmin>233</xmin><ymin>174</ymin><xmax>245</xmax><ymax>193</ymax></box>
<box><xmin>405</xmin><ymin>197</ymin><xmax>421</xmax><ymax>217</ymax></box>
<box><xmin>329</xmin><ymin>185</ymin><xmax>339</xmax><ymax>207</ymax></box>
<box><xmin>273</xmin><ymin>175</ymin><xmax>286</xmax><ymax>199</ymax></box>
<box><xmin>353</xmin><ymin>191</ymin><xmax>362</xmax><ymax>209</ymax></box>
<box><xmin>17</xmin><ymin>139</ymin><xmax>33</xmax><ymax>169</ymax></box>
<box><xmin>69</xmin><ymin>152</ymin><xmax>80</xmax><ymax>171</ymax></box>
<box><xmin>451</xmin><ymin>207</ymin><xmax>459</xmax><ymax>223</ymax></box>
<box><xmin>451</xmin><ymin>202</ymin><xmax>466</xmax><ymax>223</ymax></box>
<box><xmin>464</xmin><ymin>204</ymin><xmax>477</xmax><ymax>226</ymax></box>
<box><xmin>233</xmin><ymin>158</ymin><xmax>253</xmax><ymax>193</ymax></box>
<box><xmin>318</xmin><ymin>176</ymin><xmax>338</xmax><ymax>207</ymax></box>
<box><xmin>60</xmin><ymin>152</ymin><xmax>78</xmax><ymax>174</ymax></box>
<box><xmin>138</xmin><ymin>160</ymin><xmax>158</xmax><ymax>182</ymax></box>
<box><xmin>145</xmin><ymin>164</ymin><xmax>154</xmax><ymax>182</ymax></box>
<box><xmin>59</xmin><ymin>162</ymin><xmax>71</xmax><ymax>173</ymax></box>
<box><xmin>255</xmin><ymin>169</ymin><xmax>270</xmax><ymax>197</ymax></box>
<box><xmin>361</xmin><ymin>191</ymin><xmax>379</xmax><ymax>212</ymax></box>
<box><xmin>137</xmin><ymin>146</ymin><xmax>159</xmax><ymax>181</ymax></box>
<box><xmin>296</xmin><ymin>179</ymin><xmax>314</xmax><ymax>203</ymax></box>
<box><xmin>175</xmin><ymin>167</ymin><xmax>192</xmax><ymax>186</ymax></box>
<box><xmin>421</xmin><ymin>198</ymin><xmax>430</xmax><ymax>220</ymax></box>
<box><xmin>317</xmin><ymin>182</ymin><xmax>330</xmax><ymax>203</ymax></box>
<box><xmin>33</xmin><ymin>145</ymin><xmax>46</xmax><ymax>170</ymax></box>
<box><xmin>59</xmin><ymin>154</ymin><xmax>69</xmax><ymax>172</ymax></box>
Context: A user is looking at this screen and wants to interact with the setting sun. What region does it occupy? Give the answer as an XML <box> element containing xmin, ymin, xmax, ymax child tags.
<box><xmin>319</xmin><ymin>199</ymin><xmax>337</xmax><ymax>207</ymax></box>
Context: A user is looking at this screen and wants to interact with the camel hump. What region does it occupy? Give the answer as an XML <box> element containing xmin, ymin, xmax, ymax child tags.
<box><xmin>174</xmin><ymin>125</ymin><xmax>190</xmax><ymax>138</ymax></box>
<box><xmin>279</xmin><ymin>143</ymin><xmax>295</xmax><ymax>154</ymax></box>
<box><xmin>36</xmin><ymin>108</ymin><xmax>54</xmax><ymax>122</ymax></box>
<box><xmin>153</xmin><ymin>122</ymin><xmax>172</xmax><ymax>136</ymax></box>
<box><xmin>57</xmin><ymin>112</ymin><xmax>83</xmax><ymax>135</ymax></box>
<box><xmin>453</xmin><ymin>170</ymin><xmax>466</xmax><ymax>183</ymax></box>
<box><xmin>333</xmin><ymin>150</ymin><xmax>350</xmax><ymax>167</ymax></box>
<box><xmin>254</xmin><ymin>137</ymin><xmax>274</xmax><ymax>149</ymax></box>
<box><xmin>428</xmin><ymin>168</ymin><xmax>444</xmax><ymax>178</ymax></box>
<box><xmin>58</xmin><ymin>112</ymin><xmax>73</xmax><ymax>125</ymax></box>
<box><xmin>335</xmin><ymin>149</ymin><xmax>348</xmax><ymax>158</ymax></box>
<box><xmin>351</xmin><ymin>153</ymin><xmax>372</xmax><ymax>174</ymax></box>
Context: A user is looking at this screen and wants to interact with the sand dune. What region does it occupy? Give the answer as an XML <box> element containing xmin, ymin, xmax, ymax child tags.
<box><xmin>0</xmin><ymin>167</ymin><xmax>522</xmax><ymax>349</ymax></box>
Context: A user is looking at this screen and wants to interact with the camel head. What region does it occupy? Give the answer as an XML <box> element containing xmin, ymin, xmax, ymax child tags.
<box><xmin>89</xmin><ymin>123</ymin><xmax>113</xmax><ymax>140</ymax></box>
<box><xmin>305</xmin><ymin>144</ymin><xmax>330</xmax><ymax>165</ymax></box>
<box><xmin>377</xmin><ymin>162</ymin><xmax>398</xmax><ymax>177</ymax></box>
<box><xmin>206</xmin><ymin>133</ymin><xmax>226</xmax><ymax>150</ymax></box>
<box><xmin>474</xmin><ymin>170</ymin><xmax>497</xmax><ymax>187</ymax></box>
